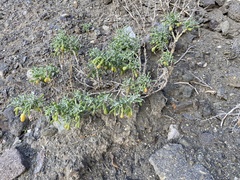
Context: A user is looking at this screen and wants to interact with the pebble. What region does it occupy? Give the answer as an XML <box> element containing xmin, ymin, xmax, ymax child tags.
<box><xmin>227</xmin><ymin>72</ymin><xmax>240</xmax><ymax>87</ymax></box>
<box><xmin>102</xmin><ymin>25</ymin><xmax>110</xmax><ymax>35</ymax></box>
<box><xmin>60</xmin><ymin>13</ymin><xmax>72</xmax><ymax>21</ymax></box>
<box><xmin>167</xmin><ymin>124</ymin><xmax>180</xmax><ymax>140</ymax></box>
<box><xmin>73</xmin><ymin>1</ymin><xmax>78</xmax><ymax>8</ymax></box>
<box><xmin>41</xmin><ymin>126</ymin><xmax>58</xmax><ymax>137</ymax></box>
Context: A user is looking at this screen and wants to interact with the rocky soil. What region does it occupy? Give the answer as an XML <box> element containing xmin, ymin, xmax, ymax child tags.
<box><xmin>0</xmin><ymin>0</ymin><xmax>240</xmax><ymax>179</ymax></box>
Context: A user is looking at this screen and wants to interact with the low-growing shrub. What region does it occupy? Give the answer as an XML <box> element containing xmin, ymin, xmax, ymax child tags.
<box><xmin>28</xmin><ymin>65</ymin><xmax>59</xmax><ymax>84</ymax></box>
<box><xmin>9</xmin><ymin>93</ymin><xmax>44</xmax><ymax>122</ymax></box>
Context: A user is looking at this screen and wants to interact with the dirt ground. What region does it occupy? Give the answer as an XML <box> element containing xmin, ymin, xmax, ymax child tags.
<box><xmin>0</xmin><ymin>0</ymin><xmax>240</xmax><ymax>179</ymax></box>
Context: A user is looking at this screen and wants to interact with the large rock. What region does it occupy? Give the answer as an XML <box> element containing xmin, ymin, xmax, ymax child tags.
<box><xmin>228</xmin><ymin>1</ymin><xmax>240</xmax><ymax>22</ymax></box>
<box><xmin>3</xmin><ymin>106</ymin><xmax>28</xmax><ymax>136</ymax></box>
<box><xmin>0</xmin><ymin>148</ymin><xmax>27</xmax><ymax>179</ymax></box>
<box><xmin>149</xmin><ymin>144</ymin><xmax>213</xmax><ymax>180</ymax></box>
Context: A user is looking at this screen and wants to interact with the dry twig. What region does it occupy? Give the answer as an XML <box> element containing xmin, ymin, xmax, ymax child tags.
<box><xmin>174</xmin><ymin>81</ymin><xmax>199</xmax><ymax>95</ymax></box>
<box><xmin>221</xmin><ymin>104</ymin><xmax>240</xmax><ymax>127</ymax></box>
<box><xmin>174</xmin><ymin>45</ymin><xmax>195</xmax><ymax>65</ymax></box>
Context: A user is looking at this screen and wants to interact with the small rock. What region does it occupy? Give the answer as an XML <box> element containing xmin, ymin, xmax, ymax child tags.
<box><xmin>26</xmin><ymin>69</ymin><xmax>33</xmax><ymax>80</ymax></box>
<box><xmin>167</xmin><ymin>124</ymin><xmax>180</xmax><ymax>140</ymax></box>
<box><xmin>0</xmin><ymin>78</ymin><xmax>4</xmax><ymax>87</ymax></box>
<box><xmin>182</xmin><ymin>73</ymin><xmax>194</xmax><ymax>82</ymax></box>
<box><xmin>199</xmin><ymin>132</ymin><xmax>215</xmax><ymax>146</ymax></box>
<box><xmin>215</xmin><ymin>0</ymin><xmax>225</xmax><ymax>6</ymax></box>
<box><xmin>207</xmin><ymin>9</ymin><xmax>224</xmax><ymax>31</ymax></box>
<box><xmin>94</xmin><ymin>29</ymin><xmax>101</xmax><ymax>37</ymax></box>
<box><xmin>149</xmin><ymin>91</ymin><xmax>166</xmax><ymax>117</ymax></box>
<box><xmin>0</xmin><ymin>63</ymin><xmax>9</xmax><ymax>78</ymax></box>
<box><xmin>13</xmin><ymin>137</ymin><xmax>22</xmax><ymax>146</ymax></box>
<box><xmin>41</xmin><ymin>126</ymin><xmax>58</xmax><ymax>137</ymax></box>
<box><xmin>0</xmin><ymin>148</ymin><xmax>27</xmax><ymax>179</ymax></box>
<box><xmin>2</xmin><ymin>107</ymin><xmax>15</xmax><ymax>120</ymax></box>
<box><xmin>0</xmin><ymin>129</ymin><xmax>3</xmax><ymax>138</ymax></box>
<box><xmin>149</xmin><ymin>144</ymin><xmax>213</xmax><ymax>180</ymax></box>
<box><xmin>199</xmin><ymin>0</ymin><xmax>216</xmax><ymax>8</ymax></box>
<box><xmin>232</xmin><ymin>38</ymin><xmax>240</xmax><ymax>57</ymax></box>
<box><xmin>103</xmin><ymin>0</ymin><xmax>112</xmax><ymax>5</ymax></box>
<box><xmin>202</xmin><ymin>101</ymin><xmax>213</xmax><ymax>117</ymax></box>
<box><xmin>123</xmin><ymin>26</ymin><xmax>136</xmax><ymax>38</ymax></box>
<box><xmin>34</xmin><ymin>149</ymin><xmax>45</xmax><ymax>174</ymax></box>
<box><xmin>0</xmin><ymin>12</ymin><xmax>4</xmax><ymax>20</ymax></box>
<box><xmin>227</xmin><ymin>72</ymin><xmax>240</xmax><ymax>87</ymax></box>
<box><xmin>216</xmin><ymin>86</ymin><xmax>227</xmax><ymax>100</ymax></box>
<box><xmin>179</xmin><ymin>137</ymin><xmax>192</xmax><ymax>147</ymax></box>
<box><xmin>228</xmin><ymin>1</ymin><xmax>240</xmax><ymax>22</ymax></box>
<box><xmin>60</xmin><ymin>13</ymin><xmax>72</xmax><ymax>21</ymax></box>
<box><xmin>181</xmin><ymin>86</ymin><xmax>193</xmax><ymax>98</ymax></box>
<box><xmin>73</xmin><ymin>1</ymin><xmax>78</xmax><ymax>8</ymax></box>
<box><xmin>208</xmin><ymin>20</ymin><xmax>219</xmax><ymax>31</ymax></box>
<box><xmin>102</xmin><ymin>25</ymin><xmax>111</xmax><ymax>35</ymax></box>
<box><xmin>219</xmin><ymin>20</ymin><xmax>230</xmax><ymax>35</ymax></box>
<box><xmin>74</xmin><ymin>26</ymin><xmax>81</xmax><ymax>34</ymax></box>
<box><xmin>197</xmin><ymin>61</ymin><xmax>207</xmax><ymax>67</ymax></box>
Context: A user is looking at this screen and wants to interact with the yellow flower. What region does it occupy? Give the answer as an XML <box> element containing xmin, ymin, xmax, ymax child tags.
<box><xmin>111</xmin><ymin>67</ymin><xmax>117</xmax><ymax>72</ymax></box>
<box><xmin>20</xmin><ymin>113</ymin><xmax>26</xmax><ymax>122</ymax></box>
<box><xmin>35</xmin><ymin>80</ymin><xmax>40</xmax><ymax>84</ymax></box>
<box><xmin>134</xmin><ymin>71</ymin><xmax>138</xmax><ymax>78</ymax></box>
<box><xmin>127</xmin><ymin>109</ymin><xmax>133</xmax><ymax>118</ymax></box>
<box><xmin>151</xmin><ymin>46</ymin><xmax>157</xmax><ymax>53</ymax></box>
<box><xmin>44</xmin><ymin>77</ymin><xmax>51</xmax><ymax>83</ymax></box>
<box><xmin>176</xmin><ymin>22</ymin><xmax>182</xmax><ymax>27</ymax></box>
<box><xmin>143</xmin><ymin>87</ymin><xmax>148</xmax><ymax>93</ymax></box>
<box><xmin>122</xmin><ymin>66</ymin><xmax>128</xmax><ymax>71</ymax></box>
<box><xmin>64</xmin><ymin>123</ymin><xmax>70</xmax><ymax>130</ymax></box>
<box><xmin>120</xmin><ymin>108</ymin><xmax>124</xmax><ymax>118</ymax></box>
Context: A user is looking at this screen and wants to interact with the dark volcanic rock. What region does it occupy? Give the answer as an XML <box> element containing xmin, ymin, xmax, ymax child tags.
<box><xmin>0</xmin><ymin>148</ymin><xmax>27</xmax><ymax>179</ymax></box>
<box><xmin>149</xmin><ymin>144</ymin><xmax>213</xmax><ymax>180</ymax></box>
<box><xmin>3</xmin><ymin>107</ymin><xmax>28</xmax><ymax>136</ymax></box>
